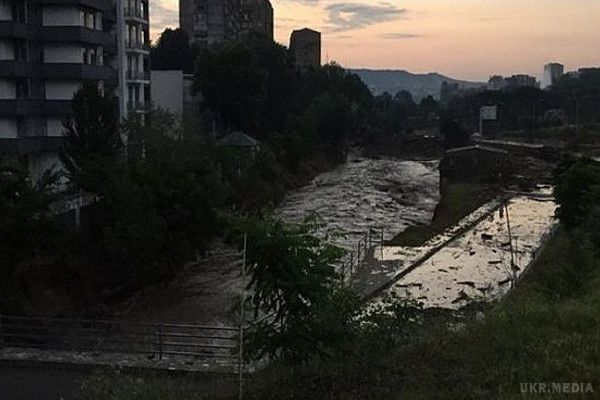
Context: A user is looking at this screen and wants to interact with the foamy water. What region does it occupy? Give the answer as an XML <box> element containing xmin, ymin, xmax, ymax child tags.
<box><xmin>278</xmin><ymin>157</ymin><xmax>440</xmax><ymax>250</ymax></box>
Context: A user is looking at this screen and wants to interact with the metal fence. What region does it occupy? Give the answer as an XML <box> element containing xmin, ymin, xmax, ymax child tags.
<box><xmin>0</xmin><ymin>315</ymin><xmax>240</xmax><ymax>362</ymax></box>
<box><xmin>340</xmin><ymin>227</ymin><xmax>385</xmax><ymax>281</ymax></box>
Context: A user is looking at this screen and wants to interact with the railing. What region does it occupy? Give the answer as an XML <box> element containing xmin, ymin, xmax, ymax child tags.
<box><xmin>340</xmin><ymin>227</ymin><xmax>385</xmax><ymax>282</ymax></box>
<box><xmin>127</xmin><ymin>101</ymin><xmax>146</xmax><ymax>112</ymax></box>
<box><xmin>123</xmin><ymin>7</ymin><xmax>148</xmax><ymax>22</ymax></box>
<box><xmin>126</xmin><ymin>70</ymin><xmax>150</xmax><ymax>81</ymax></box>
<box><xmin>126</xmin><ymin>40</ymin><xmax>150</xmax><ymax>51</ymax></box>
<box><xmin>0</xmin><ymin>315</ymin><xmax>240</xmax><ymax>362</ymax></box>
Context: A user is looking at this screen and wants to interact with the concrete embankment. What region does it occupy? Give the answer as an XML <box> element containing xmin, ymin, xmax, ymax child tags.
<box><xmin>367</xmin><ymin>193</ymin><xmax>557</xmax><ymax>309</ymax></box>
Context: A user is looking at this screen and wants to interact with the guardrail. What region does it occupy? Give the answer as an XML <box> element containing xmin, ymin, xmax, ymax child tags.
<box><xmin>340</xmin><ymin>227</ymin><xmax>385</xmax><ymax>282</ymax></box>
<box><xmin>0</xmin><ymin>315</ymin><xmax>240</xmax><ymax>362</ymax></box>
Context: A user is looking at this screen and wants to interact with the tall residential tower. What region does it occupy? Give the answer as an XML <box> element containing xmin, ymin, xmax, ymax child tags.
<box><xmin>542</xmin><ymin>63</ymin><xmax>564</xmax><ymax>89</ymax></box>
<box><xmin>0</xmin><ymin>0</ymin><xmax>150</xmax><ymax>180</ymax></box>
<box><xmin>289</xmin><ymin>28</ymin><xmax>321</xmax><ymax>70</ymax></box>
<box><xmin>179</xmin><ymin>0</ymin><xmax>273</xmax><ymax>46</ymax></box>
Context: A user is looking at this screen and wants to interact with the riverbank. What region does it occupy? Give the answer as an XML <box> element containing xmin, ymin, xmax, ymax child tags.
<box><xmin>66</xmin><ymin>225</ymin><xmax>600</xmax><ymax>400</ymax></box>
<box><xmin>239</xmin><ymin>226</ymin><xmax>600</xmax><ymax>399</ymax></box>
<box><xmin>118</xmin><ymin>157</ymin><xmax>440</xmax><ymax>325</ymax></box>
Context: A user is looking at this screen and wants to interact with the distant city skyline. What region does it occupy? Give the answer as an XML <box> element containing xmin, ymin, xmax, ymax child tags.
<box><xmin>151</xmin><ymin>0</ymin><xmax>600</xmax><ymax>82</ymax></box>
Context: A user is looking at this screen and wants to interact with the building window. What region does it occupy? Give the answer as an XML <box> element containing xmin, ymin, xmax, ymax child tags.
<box><xmin>81</xmin><ymin>9</ymin><xmax>97</xmax><ymax>30</ymax></box>
<box><xmin>12</xmin><ymin>2</ymin><xmax>27</xmax><ymax>23</ymax></box>
<box><xmin>15</xmin><ymin>79</ymin><xmax>30</xmax><ymax>99</ymax></box>
<box><xmin>14</xmin><ymin>40</ymin><xmax>29</xmax><ymax>62</ymax></box>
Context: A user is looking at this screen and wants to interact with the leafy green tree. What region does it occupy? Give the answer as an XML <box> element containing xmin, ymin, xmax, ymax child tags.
<box><xmin>194</xmin><ymin>35</ymin><xmax>295</xmax><ymax>135</ymax></box>
<box><xmin>227</xmin><ymin>215</ymin><xmax>357</xmax><ymax>363</ymax></box>
<box><xmin>88</xmin><ymin>114</ymin><xmax>224</xmax><ymax>287</ymax></box>
<box><xmin>551</xmin><ymin>69</ymin><xmax>600</xmax><ymax>124</ymax></box>
<box><xmin>150</xmin><ymin>28</ymin><xmax>195</xmax><ymax>73</ymax></box>
<box><xmin>302</xmin><ymin>92</ymin><xmax>356</xmax><ymax>160</ymax></box>
<box><xmin>439</xmin><ymin>115</ymin><xmax>470</xmax><ymax>149</ymax></box>
<box><xmin>554</xmin><ymin>155</ymin><xmax>600</xmax><ymax>231</ymax></box>
<box><xmin>420</xmin><ymin>95</ymin><xmax>439</xmax><ymax>116</ymax></box>
<box><xmin>293</xmin><ymin>62</ymin><xmax>371</xmax><ymax>114</ymax></box>
<box><xmin>60</xmin><ymin>81</ymin><xmax>121</xmax><ymax>192</ymax></box>
<box><xmin>0</xmin><ymin>166</ymin><xmax>63</xmax><ymax>311</ymax></box>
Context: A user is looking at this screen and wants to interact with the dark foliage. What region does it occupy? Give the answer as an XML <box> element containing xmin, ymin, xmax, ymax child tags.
<box><xmin>60</xmin><ymin>81</ymin><xmax>121</xmax><ymax>193</ymax></box>
<box><xmin>150</xmin><ymin>28</ymin><xmax>196</xmax><ymax>73</ymax></box>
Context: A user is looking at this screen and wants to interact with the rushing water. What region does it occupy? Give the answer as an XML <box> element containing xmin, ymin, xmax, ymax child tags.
<box><xmin>278</xmin><ymin>157</ymin><xmax>440</xmax><ymax>250</ymax></box>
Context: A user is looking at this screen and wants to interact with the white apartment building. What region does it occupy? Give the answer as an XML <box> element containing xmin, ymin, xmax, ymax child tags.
<box><xmin>0</xmin><ymin>0</ymin><xmax>150</xmax><ymax>181</ymax></box>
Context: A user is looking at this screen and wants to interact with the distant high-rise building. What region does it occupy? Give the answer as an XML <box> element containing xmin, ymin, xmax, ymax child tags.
<box><xmin>487</xmin><ymin>75</ymin><xmax>508</xmax><ymax>91</ymax></box>
<box><xmin>542</xmin><ymin>63</ymin><xmax>564</xmax><ymax>88</ymax></box>
<box><xmin>179</xmin><ymin>0</ymin><xmax>273</xmax><ymax>46</ymax></box>
<box><xmin>289</xmin><ymin>28</ymin><xmax>321</xmax><ymax>70</ymax></box>
<box><xmin>240</xmin><ymin>0</ymin><xmax>273</xmax><ymax>39</ymax></box>
<box><xmin>578</xmin><ymin>67</ymin><xmax>600</xmax><ymax>75</ymax></box>
<box><xmin>0</xmin><ymin>0</ymin><xmax>150</xmax><ymax>181</ymax></box>
<box><xmin>505</xmin><ymin>74</ymin><xmax>538</xmax><ymax>88</ymax></box>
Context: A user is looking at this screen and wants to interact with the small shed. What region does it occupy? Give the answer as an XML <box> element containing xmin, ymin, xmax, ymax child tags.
<box><xmin>217</xmin><ymin>131</ymin><xmax>260</xmax><ymax>158</ymax></box>
<box><xmin>440</xmin><ymin>145</ymin><xmax>514</xmax><ymax>183</ymax></box>
<box><xmin>217</xmin><ymin>132</ymin><xmax>261</xmax><ymax>178</ymax></box>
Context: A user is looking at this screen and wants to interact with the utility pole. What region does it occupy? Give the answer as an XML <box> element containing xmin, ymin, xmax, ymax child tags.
<box><xmin>504</xmin><ymin>201</ymin><xmax>516</xmax><ymax>287</ymax></box>
<box><xmin>530</xmin><ymin>102</ymin><xmax>536</xmax><ymax>143</ymax></box>
<box><xmin>238</xmin><ymin>233</ymin><xmax>247</xmax><ymax>400</ymax></box>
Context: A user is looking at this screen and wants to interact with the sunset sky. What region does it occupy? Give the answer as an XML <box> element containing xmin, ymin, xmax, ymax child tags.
<box><xmin>150</xmin><ymin>0</ymin><xmax>600</xmax><ymax>81</ymax></box>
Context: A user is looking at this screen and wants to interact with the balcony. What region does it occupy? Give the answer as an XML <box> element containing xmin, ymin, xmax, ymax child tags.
<box><xmin>0</xmin><ymin>136</ymin><xmax>65</xmax><ymax>154</ymax></box>
<box><xmin>127</xmin><ymin>101</ymin><xmax>147</xmax><ymax>113</ymax></box>
<box><xmin>0</xmin><ymin>99</ymin><xmax>72</xmax><ymax>116</ymax></box>
<box><xmin>0</xmin><ymin>23</ymin><xmax>117</xmax><ymax>52</ymax></box>
<box><xmin>0</xmin><ymin>21</ymin><xmax>34</xmax><ymax>40</ymax></box>
<box><xmin>124</xmin><ymin>7</ymin><xmax>149</xmax><ymax>23</ymax></box>
<box><xmin>0</xmin><ymin>61</ymin><xmax>41</xmax><ymax>78</ymax></box>
<box><xmin>125</xmin><ymin>40</ymin><xmax>150</xmax><ymax>52</ymax></box>
<box><xmin>126</xmin><ymin>70</ymin><xmax>150</xmax><ymax>82</ymax></box>
<box><xmin>43</xmin><ymin>63</ymin><xmax>115</xmax><ymax>80</ymax></box>
<box><xmin>30</xmin><ymin>0</ymin><xmax>114</xmax><ymax>12</ymax></box>
<box><xmin>42</xmin><ymin>26</ymin><xmax>117</xmax><ymax>51</ymax></box>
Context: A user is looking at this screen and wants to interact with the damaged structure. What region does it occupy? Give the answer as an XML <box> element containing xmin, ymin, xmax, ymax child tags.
<box><xmin>440</xmin><ymin>145</ymin><xmax>514</xmax><ymax>184</ymax></box>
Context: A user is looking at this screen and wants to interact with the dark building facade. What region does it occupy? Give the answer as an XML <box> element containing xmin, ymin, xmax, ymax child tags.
<box><xmin>0</xmin><ymin>0</ymin><xmax>117</xmax><ymax>180</ymax></box>
<box><xmin>179</xmin><ymin>0</ymin><xmax>273</xmax><ymax>46</ymax></box>
<box><xmin>289</xmin><ymin>28</ymin><xmax>320</xmax><ymax>70</ymax></box>
<box><xmin>505</xmin><ymin>74</ymin><xmax>537</xmax><ymax>88</ymax></box>
<box><xmin>440</xmin><ymin>145</ymin><xmax>514</xmax><ymax>184</ymax></box>
<box><xmin>240</xmin><ymin>0</ymin><xmax>272</xmax><ymax>39</ymax></box>
<box><xmin>0</xmin><ymin>0</ymin><xmax>150</xmax><ymax>181</ymax></box>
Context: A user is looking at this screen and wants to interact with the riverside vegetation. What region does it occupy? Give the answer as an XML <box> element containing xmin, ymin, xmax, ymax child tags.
<box><xmin>79</xmin><ymin>156</ymin><xmax>600</xmax><ymax>399</ymax></box>
<box><xmin>2</xmin><ymin>29</ymin><xmax>600</xmax><ymax>399</ymax></box>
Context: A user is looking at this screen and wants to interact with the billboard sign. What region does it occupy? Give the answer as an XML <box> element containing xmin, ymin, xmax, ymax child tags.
<box><xmin>480</xmin><ymin>106</ymin><xmax>498</xmax><ymax>121</ymax></box>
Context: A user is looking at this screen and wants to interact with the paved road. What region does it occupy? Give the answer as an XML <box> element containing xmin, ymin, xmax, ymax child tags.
<box><xmin>0</xmin><ymin>361</ymin><xmax>238</xmax><ymax>400</ymax></box>
<box><xmin>0</xmin><ymin>363</ymin><xmax>87</xmax><ymax>400</ymax></box>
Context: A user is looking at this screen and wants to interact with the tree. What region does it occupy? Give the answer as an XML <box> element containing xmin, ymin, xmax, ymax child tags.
<box><xmin>226</xmin><ymin>215</ymin><xmax>357</xmax><ymax>363</ymax></box>
<box><xmin>394</xmin><ymin>90</ymin><xmax>416</xmax><ymax>107</ymax></box>
<box><xmin>193</xmin><ymin>35</ymin><xmax>295</xmax><ymax>136</ymax></box>
<box><xmin>420</xmin><ymin>95</ymin><xmax>439</xmax><ymax>116</ymax></box>
<box><xmin>302</xmin><ymin>92</ymin><xmax>356</xmax><ymax>160</ymax></box>
<box><xmin>60</xmin><ymin>81</ymin><xmax>120</xmax><ymax>192</ymax></box>
<box><xmin>83</xmin><ymin>110</ymin><xmax>225</xmax><ymax>287</ymax></box>
<box><xmin>0</xmin><ymin>165</ymin><xmax>62</xmax><ymax>311</ymax></box>
<box><xmin>293</xmin><ymin>62</ymin><xmax>371</xmax><ymax>114</ymax></box>
<box><xmin>554</xmin><ymin>155</ymin><xmax>600</xmax><ymax>232</ymax></box>
<box><xmin>150</xmin><ymin>28</ymin><xmax>195</xmax><ymax>73</ymax></box>
<box><xmin>439</xmin><ymin>115</ymin><xmax>470</xmax><ymax>149</ymax></box>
